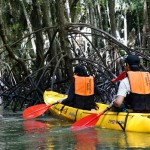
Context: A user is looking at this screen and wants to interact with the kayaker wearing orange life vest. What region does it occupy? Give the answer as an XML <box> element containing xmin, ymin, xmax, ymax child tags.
<box><xmin>113</xmin><ymin>54</ymin><xmax>150</xmax><ymax>112</ymax></box>
<box><xmin>60</xmin><ymin>64</ymin><xmax>101</xmax><ymax>110</ymax></box>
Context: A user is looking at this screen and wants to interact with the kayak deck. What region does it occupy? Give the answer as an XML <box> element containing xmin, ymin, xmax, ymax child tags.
<box><xmin>44</xmin><ymin>91</ymin><xmax>150</xmax><ymax>133</ymax></box>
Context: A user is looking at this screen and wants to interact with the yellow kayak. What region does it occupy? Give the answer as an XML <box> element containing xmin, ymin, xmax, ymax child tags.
<box><xmin>44</xmin><ymin>90</ymin><xmax>150</xmax><ymax>133</ymax></box>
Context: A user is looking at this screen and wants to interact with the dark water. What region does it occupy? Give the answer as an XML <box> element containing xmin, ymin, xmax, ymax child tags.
<box><xmin>1</xmin><ymin>106</ymin><xmax>150</xmax><ymax>150</ymax></box>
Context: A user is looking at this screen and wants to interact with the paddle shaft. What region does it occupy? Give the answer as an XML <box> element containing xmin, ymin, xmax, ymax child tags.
<box><xmin>84</xmin><ymin>102</ymin><xmax>113</xmax><ymax>126</ymax></box>
<box><xmin>84</xmin><ymin>72</ymin><xmax>126</xmax><ymax>124</ymax></box>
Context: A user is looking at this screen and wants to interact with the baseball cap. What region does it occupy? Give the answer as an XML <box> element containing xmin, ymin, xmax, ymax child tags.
<box><xmin>125</xmin><ymin>54</ymin><xmax>140</xmax><ymax>66</ymax></box>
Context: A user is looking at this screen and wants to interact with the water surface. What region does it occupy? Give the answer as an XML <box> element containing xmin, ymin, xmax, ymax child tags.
<box><xmin>1</xmin><ymin>106</ymin><xmax>150</xmax><ymax>150</ymax></box>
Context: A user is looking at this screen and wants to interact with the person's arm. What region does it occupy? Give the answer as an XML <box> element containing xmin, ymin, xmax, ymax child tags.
<box><xmin>113</xmin><ymin>78</ymin><xmax>130</xmax><ymax>107</ymax></box>
<box><xmin>113</xmin><ymin>96</ymin><xmax>125</xmax><ymax>107</ymax></box>
<box><xmin>61</xmin><ymin>82</ymin><xmax>75</xmax><ymax>105</ymax></box>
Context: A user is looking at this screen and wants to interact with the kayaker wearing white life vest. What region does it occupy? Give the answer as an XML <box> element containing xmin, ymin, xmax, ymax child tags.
<box><xmin>60</xmin><ymin>64</ymin><xmax>102</xmax><ymax>110</ymax></box>
<box><xmin>113</xmin><ymin>54</ymin><xmax>150</xmax><ymax>112</ymax></box>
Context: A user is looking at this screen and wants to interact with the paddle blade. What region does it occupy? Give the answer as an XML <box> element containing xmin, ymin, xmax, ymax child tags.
<box><xmin>23</xmin><ymin>104</ymin><xmax>49</xmax><ymax>119</ymax></box>
<box><xmin>112</xmin><ymin>71</ymin><xmax>126</xmax><ymax>82</ymax></box>
<box><xmin>71</xmin><ymin>113</ymin><xmax>103</xmax><ymax>130</ymax></box>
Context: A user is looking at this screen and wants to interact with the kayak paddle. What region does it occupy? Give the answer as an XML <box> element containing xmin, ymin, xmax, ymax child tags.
<box><xmin>23</xmin><ymin>103</ymin><xmax>58</xmax><ymax>119</ymax></box>
<box><xmin>111</xmin><ymin>71</ymin><xmax>126</xmax><ymax>82</ymax></box>
<box><xmin>71</xmin><ymin>101</ymin><xmax>114</xmax><ymax>130</ymax></box>
<box><xmin>23</xmin><ymin>90</ymin><xmax>67</xmax><ymax>120</ymax></box>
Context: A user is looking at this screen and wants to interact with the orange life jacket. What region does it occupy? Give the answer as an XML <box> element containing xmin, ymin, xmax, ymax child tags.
<box><xmin>128</xmin><ymin>71</ymin><xmax>150</xmax><ymax>94</ymax></box>
<box><xmin>125</xmin><ymin>71</ymin><xmax>150</xmax><ymax>111</ymax></box>
<box><xmin>74</xmin><ymin>75</ymin><xmax>94</xmax><ymax>96</ymax></box>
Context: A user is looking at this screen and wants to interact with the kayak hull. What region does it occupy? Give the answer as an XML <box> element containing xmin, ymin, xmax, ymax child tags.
<box><xmin>44</xmin><ymin>91</ymin><xmax>150</xmax><ymax>133</ymax></box>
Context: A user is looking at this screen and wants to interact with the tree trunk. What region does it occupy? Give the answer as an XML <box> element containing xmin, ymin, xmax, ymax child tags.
<box><xmin>31</xmin><ymin>0</ymin><xmax>44</xmax><ymax>69</ymax></box>
<box><xmin>0</xmin><ymin>0</ymin><xmax>29</xmax><ymax>76</ymax></box>
<box><xmin>146</xmin><ymin>0</ymin><xmax>150</xmax><ymax>49</ymax></box>
<box><xmin>20</xmin><ymin>0</ymin><xmax>36</xmax><ymax>54</ymax></box>
<box><xmin>142</xmin><ymin>0</ymin><xmax>148</xmax><ymax>48</ymax></box>
<box><xmin>41</xmin><ymin>0</ymin><xmax>57</xmax><ymax>60</ymax></box>
<box><xmin>70</xmin><ymin>0</ymin><xmax>80</xmax><ymax>22</ymax></box>
<box><xmin>123</xmin><ymin>11</ymin><xmax>127</xmax><ymax>46</ymax></box>
<box><xmin>55</xmin><ymin>0</ymin><xmax>73</xmax><ymax>80</ymax></box>
<box><xmin>65</xmin><ymin>0</ymin><xmax>71</xmax><ymax>22</ymax></box>
<box><xmin>108</xmin><ymin>0</ymin><xmax>117</xmax><ymax>38</ymax></box>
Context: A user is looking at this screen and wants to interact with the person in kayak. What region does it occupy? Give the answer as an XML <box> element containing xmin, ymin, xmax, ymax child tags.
<box><xmin>113</xmin><ymin>54</ymin><xmax>150</xmax><ymax>112</ymax></box>
<box><xmin>60</xmin><ymin>64</ymin><xmax>102</xmax><ymax>110</ymax></box>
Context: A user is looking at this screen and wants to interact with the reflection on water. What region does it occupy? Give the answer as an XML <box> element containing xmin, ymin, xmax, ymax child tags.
<box><xmin>72</xmin><ymin>128</ymin><xmax>99</xmax><ymax>150</ymax></box>
<box><xmin>0</xmin><ymin>106</ymin><xmax>150</xmax><ymax>149</ymax></box>
<box><xmin>96</xmin><ymin>129</ymin><xmax>150</xmax><ymax>149</ymax></box>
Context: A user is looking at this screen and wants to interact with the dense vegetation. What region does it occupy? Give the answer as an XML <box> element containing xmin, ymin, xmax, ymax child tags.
<box><xmin>0</xmin><ymin>0</ymin><xmax>149</xmax><ymax>111</ymax></box>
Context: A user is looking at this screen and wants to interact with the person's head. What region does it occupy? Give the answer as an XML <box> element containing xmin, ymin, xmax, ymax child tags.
<box><xmin>125</xmin><ymin>54</ymin><xmax>140</xmax><ymax>71</ymax></box>
<box><xmin>74</xmin><ymin>64</ymin><xmax>88</xmax><ymax>76</ymax></box>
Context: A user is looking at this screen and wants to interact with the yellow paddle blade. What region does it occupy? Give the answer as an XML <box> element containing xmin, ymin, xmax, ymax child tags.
<box><xmin>43</xmin><ymin>90</ymin><xmax>67</xmax><ymax>105</ymax></box>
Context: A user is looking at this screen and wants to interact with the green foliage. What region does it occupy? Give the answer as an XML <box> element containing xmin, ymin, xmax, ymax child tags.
<box><xmin>0</xmin><ymin>0</ymin><xmax>149</xmax><ymax>82</ymax></box>
<box><xmin>119</xmin><ymin>50</ymin><xmax>126</xmax><ymax>56</ymax></box>
<box><xmin>123</xmin><ymin>0</ymin><xmax>144</xmax><ymax>10</ymax></box>
<box><xmin>115</xmin><ymin>0</ymin><xmax>144</xmax><ymax>11</ymax></box>
<box><xmin>98</xmin><ymin>0</ymin><xmax>107</xmax><ymax>5</ymax></box>
<box><xmin>115</xmin><ymin>0</ymin><xmax>144</xmax><ymax>33</ymax></box>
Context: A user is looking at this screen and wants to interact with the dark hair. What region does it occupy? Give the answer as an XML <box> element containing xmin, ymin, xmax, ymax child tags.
<box><xmin>129</xmin><ymin>65</ymin><xmax>140</xmax><ymax>71</ymax></box>
<box><xmin>74</xmin><ymin>64</ymin><xmax>88</xmax><ymax>76</ymax></box>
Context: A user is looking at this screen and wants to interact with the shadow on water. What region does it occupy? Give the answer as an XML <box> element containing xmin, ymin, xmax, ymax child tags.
<box><xmin>1</xmin><ymin>106</ymin><xmax>150</xmax><ymax>150</ymax></box>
